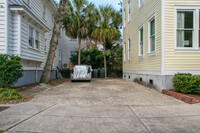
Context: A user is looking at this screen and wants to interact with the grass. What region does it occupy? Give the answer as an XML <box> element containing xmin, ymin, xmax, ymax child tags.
<box><xmin>50</xmin><ymin>78</ymin><xmax>70</xmax><ymax>87</ymax></box>
<box><xmin>0</xmin><ymin>88</ymin><xmax>23</xmax><ymax>103</ymax></box>
<box><xmin>50</xmin><ymin>82</ymin><xmax>61</xmax><ymax>87</ymax></box>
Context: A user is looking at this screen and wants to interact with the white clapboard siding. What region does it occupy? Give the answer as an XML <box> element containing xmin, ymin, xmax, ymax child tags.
<box><xmin>7</xmin><ymin>0</ymin><xmax>57</xmax><ymax>69</ymax></box>
<box><xmin>0</xmin><ymin>0</ymin><xmax>7</xmax><ymax>54</ymax></box>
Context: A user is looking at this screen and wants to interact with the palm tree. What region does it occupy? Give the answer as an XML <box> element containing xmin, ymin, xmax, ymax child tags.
<box><xmin>85</xmin><ymin>5</ymin><xmax>100</xmax><ymax>49</ymax></box>
<box><xmin>63</xmin><ymin>0</ymin><xmax>90</xmax><ymax>65</ymax></box>
<box><xmin>93</xmin><ymin>5</ymin><xmax>121</xmax><ymax>78</ymax></box>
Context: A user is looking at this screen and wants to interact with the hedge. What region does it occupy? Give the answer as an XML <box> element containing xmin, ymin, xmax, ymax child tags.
<box><xmin>0</xmin><ymin>54</ymin><xmax>24</xmax><ymax>88</ymax></box>
<box><xmin>173</xmin><ymin>73</ymin><xmax>200</xmax><ymax>94</ymax></box>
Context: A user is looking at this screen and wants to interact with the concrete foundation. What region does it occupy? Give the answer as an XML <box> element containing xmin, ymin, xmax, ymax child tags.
<box><xmin>15</xmin><ymin>70</ymin><xmax>57</xmax><ymax>86</ymax></box>
<box><xmin>123</xmin><ymin>72</ymin><xmax>174</xmax><ymax>92</ymax></box>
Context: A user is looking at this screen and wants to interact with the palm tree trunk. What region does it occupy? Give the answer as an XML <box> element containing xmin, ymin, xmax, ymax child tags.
<box><xmin>95</xmin><ymin>40</ymin><xmax>97</xmax><ymax>47</ymax></box>
<box><xmin>89</xmin><ymin>39</ymin><xmax>92</xmax><ymax>50</ymax></box>
<box><xmin>78</xmin><ymin>36</ymin><xmax>81</xmax><ymax>65</ymax></box>
<box><xmin>40</xmin><ymin>0</ymin><xmax>67</xmax><ymax>83</ymax></box>
<box><xmin>103</xmin><ymin>39</ymin><xmax>107</xmax><ymax>78</ymax></box>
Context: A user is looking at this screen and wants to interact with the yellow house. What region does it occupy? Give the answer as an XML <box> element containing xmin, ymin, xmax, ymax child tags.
<box><xmin>123</xmin><ymin>0</ymin><xmax>200</xmax><ymax>92</ymax></box>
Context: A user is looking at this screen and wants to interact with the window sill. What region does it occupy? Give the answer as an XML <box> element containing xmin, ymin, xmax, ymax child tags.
<box><xmin>139</xmin><ymin>55</ymin><xmax>143</xmax><ymax>58</ymax></box>
<box><xmin>28</xmin><ymin>46</ymin><xmax>40</xmax><ymax>52</ymax></box>
<box><xmin>148</xmin><ymin>52</ymin><xmax>156</xmax><ymax>56</ymax></box>
<box><xmin>175</xmin><ymin>48</ymin><xmax>200</xmax><ymax>53</ymax></box>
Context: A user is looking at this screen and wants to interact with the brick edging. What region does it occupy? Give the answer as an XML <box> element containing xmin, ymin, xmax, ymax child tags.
<box><xmin>162</xmin><ymin>90</ymin><xmax>200</xmax><ymax>104</ymax></box>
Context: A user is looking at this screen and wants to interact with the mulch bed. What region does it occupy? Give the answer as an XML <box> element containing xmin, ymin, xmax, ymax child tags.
<box><xmin>12</xmin><ymin>83</ymin><xmax>40</xmax><ymax>92</ymax></box>
<box><xmin>163</xmin><ymin>90</ymin><xmax>200</xmax><ymax>104</ymax></box>
<box><xmin>50</xmin><ymin>78</ymin><xmax>70</xmax><ymax>84</ymax></box>
<box><xmin>0</xmin><ymin>79</ymin><xmax>69</xmax><ymax>104</ymax></box>
<box><xmin>0</xmin><ymin>96</ymin><xmax>33</xmax><ymax>104</ymax></box>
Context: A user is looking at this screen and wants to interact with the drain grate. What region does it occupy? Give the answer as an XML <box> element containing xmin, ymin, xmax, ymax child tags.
<box><xmin>0</xmin><ymin>107</ymin><xmax>9</xmax><ymax>112</ymax></box>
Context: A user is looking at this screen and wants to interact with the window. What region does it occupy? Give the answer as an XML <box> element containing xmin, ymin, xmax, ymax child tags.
<box><xmin>124</xmin><ymin>42</ymin><xmax>126</xmax><ymax>61</ymax></box>
<box><xmin>23</xmin><ymin>0</ymin><xmax>30</xmax><ymax>6</ymax></box>
<box><xmin>128</xmin><ymin>0</ymin><xmax>130</xmax><ymax>22</ymax></box>
<box><xmin>59</xmin><ymin>49</ymin><xmax>62</xmax><ymax>61</ymax></box>
<box><xmin>139</xmin><ymin>0</ymin><xmax>144</xmax><ymax>8</ymax></box>
<box><xmin>149</xmin><ymin>16</ymin><xmax>155</xmax><ymax>53</ymax></box>
<box><xmin>128</xmin><ymin>38</ymin><xmax>131</xmax><ymax>60</ymax></box>
<box><xmin>44</xmin><ymin>39</ymin><xmax>47</xmax><ymax>52</ymax></box>
<box><xmin>177</xmin><ymin>11</ymin><xmax>194</xmax><ymax>48</ymax></box>
<box><xmin>35</xmin><ymin>30</ymin><xmax>40</xmax><ymax>49</ymax></box>
<box><xmin>43</xmin><ymin>5</ymin><xmax>47</xmax><ymax>20</ymax></box>
<box><xmin>29</xmin><ymin>26</ymin><xmax>34</xmax><ymax>48</ymax></box>
<box><xmin>124</xmin><ymin>8</ymin><xmax>126</xmax><ymax>27</ymax></box>
<box><xmin>199</xmin><ymin>10</ymin><xmax>200</xmax><ymax>47</ymax></box>
<box><xmin>139</xmin><ymin>27</ymin><xmax>144</xmax><ymax>56</ymax></box>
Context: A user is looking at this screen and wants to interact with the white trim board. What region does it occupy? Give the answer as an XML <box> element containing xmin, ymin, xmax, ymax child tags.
<box><xmin>123</xmin><ymin>70</ymin><xmax>161</xmax><ymax>75</ymax></box>
<box><xmin>124</xmin><ymin>70</ymin><xmax>200</xmax><ymax>76</ymax></box>
<box><xmin>161</xmin><ymin>0</ymin><xmax>165</xmax><ymax>75</ymax></box>
<box><xmin>164</xmin><ymin>70</ymin><xmax>200</xmax><ymax>75</ymax></box>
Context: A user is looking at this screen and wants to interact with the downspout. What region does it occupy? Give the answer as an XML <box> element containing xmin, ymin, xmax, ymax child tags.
<box><xmin>161</xmin><ymin>0</ymin><xmax>165</xmax><ymax>76</ymax></box>
<box><xmin>161</xmin><ymin>0</ymin><xmax>165</xmax><ymax>89</ymax></box>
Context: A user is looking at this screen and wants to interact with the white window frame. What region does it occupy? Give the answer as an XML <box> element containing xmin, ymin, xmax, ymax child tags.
<box><xmin>138</xmin><ymin>0</ymin><xmax>144</xmax><ymax>9</ymax></box>
<box><xmin>28</xmin><ymin>25</ymin><xmax>34</xmax><ymax>48</ymax></box>
<box><xmin>139</xmin><ymin>25</ymin><xmax>144</xmax><ymax>57</ymax></box>
<box><xmin>128</xmin><ymin>38</ymin><xmax>131</xmax><ymax>61</ymax></box>
<box><xmin>43</xmin><ymin>5</ymin><xmax>47</xmax><ymax>20</ymax></box>
<box><xmin>58</xmin><ymin>49</ymin><xmax>62</xmax><ymax>61</ymax></box>
<box><xmin>35</xmin><ymin>30</ymin><xmax>40</xmax><ymax>50</ymax></box>
<box><xmin>44</xmin><ymin>39</ymin><xmax>47</xmax><ymax>53</ymax></box>
<box><xmin>128</xmin><ymin>0</ymin><xmax>130</xmax><ymax>22</ymax></box>
<box><xmin>175</xmin><ymin>6</ymin><xmax>200</xmax><ymax>52</ymax></box>
<box><xmin>148</xmin><ymin>14</ymin><xmax>156</xmax><ymax>55</ymax></box>
<box><xmin>124</xmin><ymin>42</ymin><xmax>126</xmax><ymax>62</ymax></box>
<box><xmin>124</xmin><ymin>8</ymin><xmax>126</xmax><ymax>28</ymax></box>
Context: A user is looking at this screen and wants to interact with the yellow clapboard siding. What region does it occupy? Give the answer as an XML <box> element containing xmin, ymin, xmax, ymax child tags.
<box><xmin>123</xmin><ymin>0</ymin><xmax>162</xmax><ymax>71</ymax></box>
<box><xmin>164</xmin><ymin>0</ymin><xmax>200</xmax><ymax>71</ymax></box>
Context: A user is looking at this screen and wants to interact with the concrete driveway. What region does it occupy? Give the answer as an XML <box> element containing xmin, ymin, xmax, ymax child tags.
<box><xmin>1</xmin><ymin>79</ymin><xmax>200</xmax><ymax>133</ymax></box>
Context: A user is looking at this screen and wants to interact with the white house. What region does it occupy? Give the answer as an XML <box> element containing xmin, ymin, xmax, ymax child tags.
<box><xmin>57</xmin><ymin>27</ymin><xmax>87</xmax><ymax>69</ymax></box>
<box><xmin>0</xmin><ymin>0</ymin><xmax>58</xmax><ymax>86</ymax></box>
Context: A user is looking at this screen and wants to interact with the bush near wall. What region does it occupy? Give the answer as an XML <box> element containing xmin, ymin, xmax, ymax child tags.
<box><xmin>0</xmin><ymin>54</ymin><xmax>24</xmax><ymax>88</ymax></box>
<box><xmin>173</xmin><ymin>73</ymin><xmax>200</xmax><ymax>94</ymax></box>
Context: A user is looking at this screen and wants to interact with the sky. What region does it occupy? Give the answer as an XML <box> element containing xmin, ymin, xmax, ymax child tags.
<box><xmin>55</xmin><ymin>0</ymin><xmax>121</xmax><ymax>11</ymax></box>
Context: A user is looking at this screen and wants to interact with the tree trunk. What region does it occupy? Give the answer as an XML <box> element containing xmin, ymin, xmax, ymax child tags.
<box><xmin>89</xmin><ymin>39</ymin><xmax>92</xmax><ymax>50</ymax></box>
<box><xmin>103</xmin><ymin>38</ymin><xmax>107</xmax><ymax>79</ymax></box>
<box><xmin>78</xmin><ymin>36</ymin><xmax>82</xmax><ymax>65</ymax></box>
<box><xmin>40</xmin><ymin>0</ymin><xmax>68</xmax><ymax>83</ymax></box>
<box><xmin>95</xmin><ymin>40</ymin><xmax>97</xmax><ymax>47</ymax></box>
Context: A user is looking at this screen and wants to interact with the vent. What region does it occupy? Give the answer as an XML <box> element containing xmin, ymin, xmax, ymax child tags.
<box><xmin>149</xmin><ymin>79</ymin><xmax>153</xmax><ymax>85</ymax></box>
<box><xmin>140</xmin><ymin>78</ymin><xmax>142</xmax><ymax>82</ymax></box>
<box><xmin>129</xmin><ymin>76</ymin><xmax>131</xmax><ymax>79</ymax></box>
<box><xmin>124</xmin><ymin>75</ymin><xmax>126</xmax><ymax>78</ymax></box>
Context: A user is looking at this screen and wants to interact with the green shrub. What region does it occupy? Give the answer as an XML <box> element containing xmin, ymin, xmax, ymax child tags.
<box><xmin>0</xmin><ymin>88</ymin><xmax>22</xmax><ymax>100</ymax></box>
<box><xmin>0</xmin><ymin>54</ymin><xmax>24</xmax><ymax>88</ymax></box>
<box><xmin>173</xmin><ymin>73</ymin><xmax>200</xmax><ymax>94</ymax></box>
